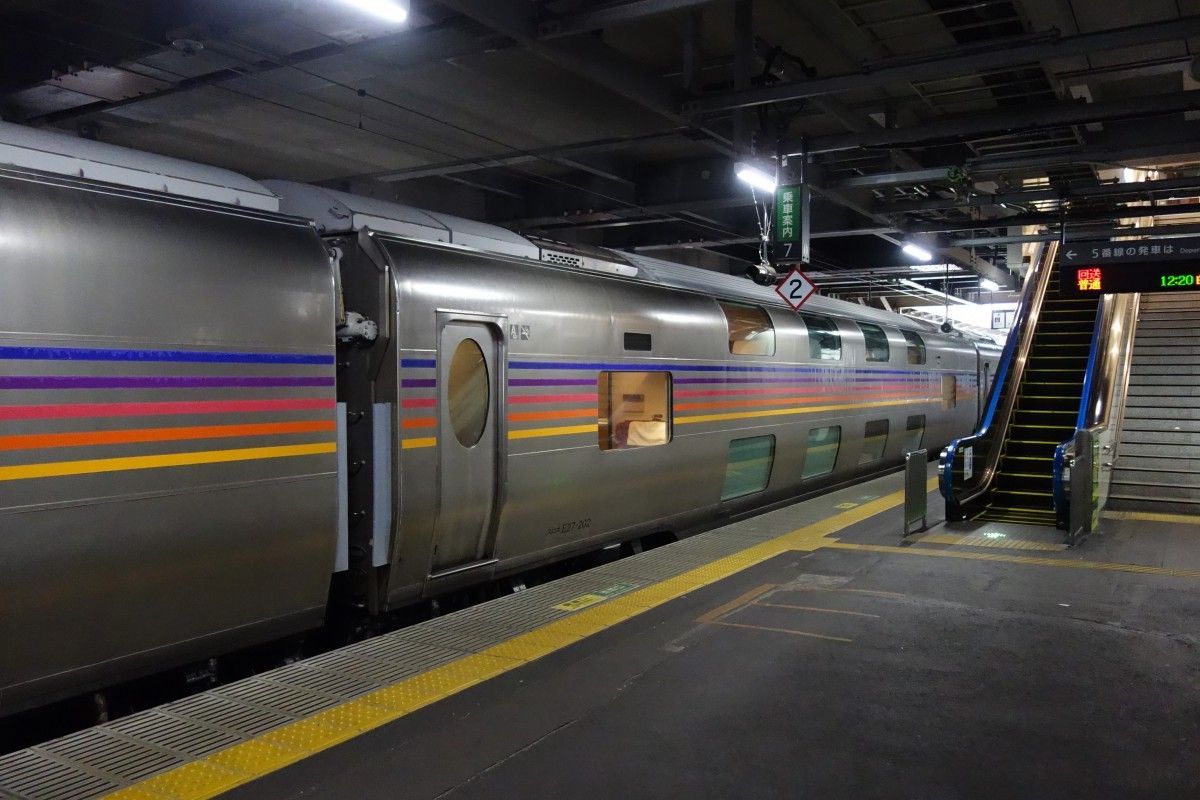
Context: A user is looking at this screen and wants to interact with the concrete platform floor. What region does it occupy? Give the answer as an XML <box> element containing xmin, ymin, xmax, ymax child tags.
<box><xmin>221</xmin><ymin>494</ymin><xmax>1200</xmax><ymax>800</ymax></box>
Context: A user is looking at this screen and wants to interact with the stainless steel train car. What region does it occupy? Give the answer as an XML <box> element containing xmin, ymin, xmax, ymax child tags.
<box><xmin>0</xmin><ymin>123</ymin><xmax>1000</xmax><ymax>716</ymax></box>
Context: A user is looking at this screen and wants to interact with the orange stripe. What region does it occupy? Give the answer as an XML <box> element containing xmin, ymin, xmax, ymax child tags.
<box><xmin>0</xmin><ymin>421</ymin><xmax>334</xmax><ymax>451</ymax></box>
<box><xmin>401</xmin><ymin>417</ymin><xmax>438</xmax><ymax>429</ymax></box>
<box><xmin>508</xmin><ymin>408</ymin><xmax>597</xmax><ymax>423</ymax></box>
<box><xmin>674</xmin><ymin>390</ymin><xmax>927</xmax><ymax>412</ymax></box>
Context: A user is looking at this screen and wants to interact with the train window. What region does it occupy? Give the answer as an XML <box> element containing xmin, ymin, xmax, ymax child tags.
<box><xmin>448</xmin><ymin>338</ymin><xmax>489</xmax><ymax>448</ymax></box>
<box><xmin>859</xmin><ymin>420</ymin><xmax>889</xmax><ymax>464</ymax></box>
<box><xmin>801</xmin><ymin>314</ymin><xmax>841</xmax><ymax>361</ymax></box>
<box><xmin>802</xmin><ymin>426</ymin><xmax>841</xmax><ymax>479</ymax></box>
<box><xmin>902</xmin><ymin>415</ymin><xmax>926</xmax><ymax>453</ymax></box>
<box><xmin>942</xmin><ymin>375</ymin><xmax>957</xmax><ymax>410</ymax></box>
<box><xmin>720</xmin><ymin>302</ymin><xmax>775</xmax><ymax>356</ymax></box>
<box><xmin>858</xmin><ymin>323</ymin><xmax>891</xmax><ymax>362</ymax></box>
<box><xmin>624</xmin><ymin>332</ymin><xmax>652</xmax><ymax>351</ymax></box>
<box><xmin>721</xmin><ymin>436</ymin><xmax>776</xmax><ymax>500</ymax></box>
<box><xmin>598</xmin><ymin>371</ymin><xmax>672</xmax><ymax>451</ymax></box>
<box><xmin>903</xmin><ymin>331</ymin><xmax>926</xmax><ymax>365</ymax></box>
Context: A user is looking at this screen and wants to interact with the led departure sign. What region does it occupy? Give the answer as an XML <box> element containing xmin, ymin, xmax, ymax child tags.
<box><xmin>1058</xmin><ymin>237</ymin><xmax>1200</xmax><ymax>296</ymax></box>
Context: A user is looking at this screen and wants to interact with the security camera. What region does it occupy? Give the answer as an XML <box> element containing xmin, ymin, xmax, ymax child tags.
<box><xmin>940</xmin><ymin>321</ymin><xmax>954</xmax><ymax>334</ymax></box>
<box><xmin>747</xmin><ymin>263</ymin><xmax>778</xmax><ymax>286</ymax></box>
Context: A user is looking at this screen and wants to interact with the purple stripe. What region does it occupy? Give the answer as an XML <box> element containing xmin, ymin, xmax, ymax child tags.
<box><xmin>0</xmin><ymin>376</ymin><xmax>333</xmax><ymax>389</ymax></box>
<box><xmin>401</xmin><ymin>378</ymin><xmax>437</xmax><ymax>388</ymax></box>
<box><xmin>509</xmin><ymin>378</ymin><xmax>598</xmax><ymax>387</ymax></box>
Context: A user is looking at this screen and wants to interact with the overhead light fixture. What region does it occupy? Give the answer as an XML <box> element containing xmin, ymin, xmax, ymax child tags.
<box><xmin>980</xmin><ymin>278</ymin><xmax>1000</xmax><ymax>292</ymax></box>
<box><xmin>902</xmin><ymin>241</ymin><xmax>934</xmax><ymax>262</ymax></box>
<box><xmin>735</xmin><ymin>163</ymin><xmax>777</xmax><ymax>194</ymax></box>
<box><xmin>909</xmin><ymin>263</ymin><xmax>960</xmax><ymax>273</ymax></box>
<box><xmin>338</xmin><ymin>0</ymin><xmax>409</xmax><ymax>23</ymax></box>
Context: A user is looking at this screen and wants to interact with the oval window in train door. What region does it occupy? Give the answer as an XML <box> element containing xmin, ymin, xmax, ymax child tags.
<box><xmin>431</xmin><ymin>320</ymin><xmax>503</xmax><ymax>574</ymax></box>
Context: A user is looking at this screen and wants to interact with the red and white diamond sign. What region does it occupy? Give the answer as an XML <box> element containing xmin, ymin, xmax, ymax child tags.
<box><xmin>774</xmin><ymin>266</ymin><xmax>817</xmax><ymax>311</ymax></box>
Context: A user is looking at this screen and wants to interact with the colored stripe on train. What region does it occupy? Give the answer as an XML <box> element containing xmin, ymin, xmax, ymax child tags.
<box><xmin>0</xmin><ymin>443</ymin><xmax>337</xmax><ymax>482</ymax></box>
<box><xmin>0</xmin><ymin>346</ymin><xmax>334</xmax><ymax>365</ymax></box>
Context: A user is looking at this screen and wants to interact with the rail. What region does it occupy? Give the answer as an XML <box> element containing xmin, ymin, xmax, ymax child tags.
<box><xmin>940</xmin><ymin>241</ymin><xmax>1057</xmax><ymax>518</ymax></box>
<box><xmin>1053</xmin><ymin>292</ymin><xmax>1139</xmax><ymax>543</ymax></box>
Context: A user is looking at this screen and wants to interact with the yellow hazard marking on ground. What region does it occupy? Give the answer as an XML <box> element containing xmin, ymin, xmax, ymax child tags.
<box><xmin>708</xmin><ymin>620</ymin><xmax>853</xmax><ymax>643</ymax></box>
<box><xmin>835</xmin><ymin>502</ymin><xmax>859</xmax><ymax>509</ymax></box>
<box><xmin>101</xmin><ymin>474</ymin><xmax>1200</xmax><ymax>800</ymax></box>
<box><xmin>695</xmin><ymin>584</ymin><xmax>776</xmax><ymax>624</ymax></box>
<box><xmin>913</xmin><ymin>532</ymin><xmax>1068</xmax><ymax>552</ymax></box>
<box><xmin>753</xmin><ymin>602</ymin><xmax>881</xmax><ymax>619</ymax></box>
<box><xmin>1103</xmin><ymin>509</ymin><xmax>1200</xmax><ymax>525</ymax></box>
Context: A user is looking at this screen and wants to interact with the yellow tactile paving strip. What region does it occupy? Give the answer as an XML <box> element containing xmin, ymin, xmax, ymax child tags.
<box><xmin>98</xmin><ymin>481</ymin><xmax>1200</xmax><ymax>800</ymax></box>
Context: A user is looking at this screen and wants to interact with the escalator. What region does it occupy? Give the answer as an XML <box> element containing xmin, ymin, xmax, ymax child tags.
<box><xmin>942</xmin><ymin>241</ymin><xmax>1103</xmax><ymax>526</ymax></box>
<box><xmin>976</xmin><ymin>269</ymin><xmax>1100</xmax><ymax>524</ymax></box>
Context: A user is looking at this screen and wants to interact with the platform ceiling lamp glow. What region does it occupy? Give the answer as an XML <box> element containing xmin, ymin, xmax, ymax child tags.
<box><xmin>338</xmin><ymin>0</ymin><xmax>409</xmax><ymax>23</ymax></box>
<box><xmin>901</xmin><ymin>241</ymin><xmax>934</xmax><ymax>262</ymax></box>
<box><xmin>980</xmin><ymin>278</ymin><xmax>1000</xmax><ymax>292</ymax></box>
<box><xmin>735</xmin><ymin>163</ymin><xmax>777</xmax><ymax>193</ymax></box>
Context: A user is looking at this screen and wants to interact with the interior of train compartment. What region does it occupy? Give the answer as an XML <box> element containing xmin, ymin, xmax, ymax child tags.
<box><xmin>3</xmin><ymin>1</ymin><xmax>1200</xmax><ymax>798</ymax></box>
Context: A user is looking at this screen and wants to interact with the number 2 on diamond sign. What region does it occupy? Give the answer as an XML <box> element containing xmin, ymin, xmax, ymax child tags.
<box><xmin>774</xmin><ymin>266</ymin><xmax>817</xmax><ymax>311</ymax></box>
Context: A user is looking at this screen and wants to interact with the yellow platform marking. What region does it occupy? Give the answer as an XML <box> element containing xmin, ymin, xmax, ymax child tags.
<box><xmin>1103</xmin><ymin>510</ymin><xmax>1200</xmax><ymax>525</ymax></box>
<box><xmin>695</xmin><ymin>584</ymin><xmax>776</xmax><ymax>624</ymax></box>
<box><xmin>753</xmin><ymin>602</ymin><xmax>881</xmax><ymax>619</ymax></box>
<box><xmin>708</xmin><ymin>620</ymin><xmax>853</xmax><ymax>643</ymax></box>
<box><xmin>914</xmin><ymin>532</ymin><xmax>1068</xmax><ymax>552</ymax></box>
<box><xmin>100</xmin><ymin>474</ymin><xmax>1200</xmax><ymax>800</ymax></box>
<box><xmin>0</xmin><ymin>442</ymin><xmax>335</xmax><ymax>482</ymax></box>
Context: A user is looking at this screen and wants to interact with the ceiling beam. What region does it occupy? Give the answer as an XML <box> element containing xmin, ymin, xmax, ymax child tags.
<box><xmin>686</xmin><ymin>16</ymin><xmax>1200</xmax><ymax>113</ymax></box>
<box><xmin>800</xmin><ymin>90</ymin><xmax>1200</xmax><ymax>154</ymax></box>
<box><xmin>436</xmin><ymin>0</ymin><xmax>731</xmax><ymax>152</ymax></box>
<box><xmin>537</xmin><ymin>0</ymin><xmax>721</xmax><ymax>38</ymax></box>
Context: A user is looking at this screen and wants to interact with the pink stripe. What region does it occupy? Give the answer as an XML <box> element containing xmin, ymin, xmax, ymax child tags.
<box><xmin>675</xmin><ymin>383</ymin><xmax>921</xmax><ymax>398</ymax></box>
<box><xmin>0</xmin><ymin>398</ymin><xmax>336</xmax><ymax>421</ymax></box>
<box><xmin>402</xmin><ymin>398</ymin><xmax>437</xmax><ymax>409</ymax></box>
<box><xmin>508</xmin><ymin>393</ymin><xmax>597</xmax><ymax>405</ymax></box>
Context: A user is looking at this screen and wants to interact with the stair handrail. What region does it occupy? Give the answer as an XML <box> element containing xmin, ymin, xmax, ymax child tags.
<box><xmin>1052</xmin><ymin>291</ymin><xmax>1139</xmax><ymax>535</ymax></box>
<box><xmin>940</xmin><ymin>240</ymin><xmax>1058</xmax><ymax>516</ymax></box>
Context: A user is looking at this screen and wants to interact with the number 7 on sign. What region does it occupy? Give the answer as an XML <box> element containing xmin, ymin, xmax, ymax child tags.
<box><xmin>774</xmin><ymin>266</ymin><xmax>818</xmax><ymax>311</ymax></box>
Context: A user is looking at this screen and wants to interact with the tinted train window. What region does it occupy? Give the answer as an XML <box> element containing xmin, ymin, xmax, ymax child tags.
<box><xmin>719</xmin><ymin>302</ymin><xmax>775</xmax><ymax>356</ymax></box>
<box><xmin>858</xmin><ymin>323</ymin><xmax>890</xmax><ymax>362</ymax></box>
<box><xmin>721</xmin><ymin>436</ymin><xmax>775</xmax><ymax>500</ymax></box>
<box><xmin>802</xmin><ymin>426</ymin><xmax>841</xmax><ymax>479</ymax></box>
<box><xmin>942</xmin><ymin>375</ymin><xmax>957</xmax><ymax>410</ymax></box>
<box><xmin>903</xmin><ymin>415</ymin><xmax>926</xmax><ymax>453</ymax></box>
<box><xmin>859</xmin><ymin>419</ymin><xmax>889</xmax><ymax>464</ymax></box>
<box><xmin>598</xmin><ymin>371</ymin><xmax>671</xmax><ymax>451</ymax></box>
<box><xmin>903</xmin><ymin>331</ymin><xmax>926</xmax><ymax>365</ymax></box>
<box><xmin>448</xmin><ymin>339</ymin><xmax>489</xmax><ymax>447</ymax></box>
<box><xmin>802</xmin><ymin>314</ymin><xmax>841</xmax><ymax>361</ymax></box>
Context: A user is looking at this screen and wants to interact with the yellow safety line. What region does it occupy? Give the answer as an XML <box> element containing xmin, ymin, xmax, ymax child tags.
<box><xmin>1103</xmin><ymin>510</ymin><xmax>1200</xmax><ymax>525</ymax></box>
<box><xmin>99</xmin><ymin>475</ymin><xmax>1200</xmax><ymax>800</ymax></box>
<box><xmin>0</xmin><ymin>443</ymin><xmax>336</xmax><ymax>482</ymax></box>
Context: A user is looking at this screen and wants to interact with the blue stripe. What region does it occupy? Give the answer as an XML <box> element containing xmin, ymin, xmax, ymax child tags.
<box><xmin>400</xmin><ymin>358</ymin><xmax>437</xmax><ymax>368</ymax></box>
<box><xmin>508</xmin><ymin>360</ymin><xmax>955</xmax><ymax>376</ymax></box>
<box><xmin>0</xmin><ymin>346</ymin><xmax>333</xmax><ymax>365</ymax></box>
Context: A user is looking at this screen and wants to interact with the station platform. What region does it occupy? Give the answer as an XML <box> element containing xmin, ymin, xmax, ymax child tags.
<box><xmin>5</xmin><ymin>468</ymin><xmax>1200</xmax><ymax>800</ymax></box>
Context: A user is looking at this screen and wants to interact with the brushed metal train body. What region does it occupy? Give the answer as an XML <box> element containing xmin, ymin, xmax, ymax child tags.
<box><xmin>0</xmin><ymin>131</ymin><xmax>999</xmax><ymax>716</ymax></box>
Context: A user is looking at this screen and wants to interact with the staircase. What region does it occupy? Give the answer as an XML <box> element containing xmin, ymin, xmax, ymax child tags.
<box><xmin>1109</xmin><ymin>292</ymin><xmax>1200</xmax><ymax>515</ymax></box>
<box><xmin>972</xmin><ymin>268</ymin><xmax>1100</xmax><ymax>524</ymax></box>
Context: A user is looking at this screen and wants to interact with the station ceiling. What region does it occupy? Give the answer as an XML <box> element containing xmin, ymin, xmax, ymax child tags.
<box><xmin>4</xmin><ymin>0</ymin><xmax>1200</xmax><ymax>311</ymax></box>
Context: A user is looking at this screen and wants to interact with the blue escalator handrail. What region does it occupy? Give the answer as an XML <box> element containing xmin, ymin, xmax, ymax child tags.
<box><xmin>1051</xmin><ymin>300</ymin><xmax>1106</xmax><ymax>519</ymax></box>
<box><xmin>940</xmin><ymin>283</ymin><xmax>1033</xmax><ymax>500</ymax></box>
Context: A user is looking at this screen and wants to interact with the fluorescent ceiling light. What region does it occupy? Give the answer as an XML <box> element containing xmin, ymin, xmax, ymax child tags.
<box><xmin>735</xmin><ymin>163</ymin><xmax>777</xmax><ymax>193</ymax></box>
<box><xmin>339</xmin><ymin>0</ymin><xmax>409</xmax><ymax>23</ymax></box>
<box><xmin>979</xmin><ymin>278</ymin><xmax>1000</xmax><ymax>291</ymax></box>
<box><xmin>909</xmin><ymin>263</ymin><xmax>960</xmax><ymax>273</ymax></box>
<box><xmin>902</xmin><ymin>241</ymin><xmax>934</xmax><ymax>262</ymax></box>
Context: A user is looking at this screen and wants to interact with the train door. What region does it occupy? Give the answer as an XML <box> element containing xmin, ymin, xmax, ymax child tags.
<box><xmin>430</xmin><ymin>315</ymin><xmax>505</xmax><ymax>575</ymax></box>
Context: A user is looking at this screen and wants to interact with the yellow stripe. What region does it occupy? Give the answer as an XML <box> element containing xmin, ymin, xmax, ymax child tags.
<box><xmin>675</xmin><ymin>397</ymin><xmax>927</xmax><ymax>425</ymax></box>
<box><xmin>0</xmin><ymin>443</ymin><xmax>336</xmax><ymax>482</ymax></box>
<box><xmin>102</xmin><ymin>474</ymin><xmax>1200</xmax><ymax>800</ymax></box>
<box><xmin>1102</xmin><ymin>510</ymin><xmax>1200</xmax><ymax>525</ymax></box>
<box><xmin>99</xmin><ymin>483</ymin><xmax>913</xmax><ymax>800</ymax></box>
<box><xmin>401</xmin><ymin>437</ymin><xmax>437</xmax><ymax>449</ymax></box>
<box><xmin>508</xmin><ymin>423</ymin><xmax>598</xmax><ymax>440</ymax></box>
